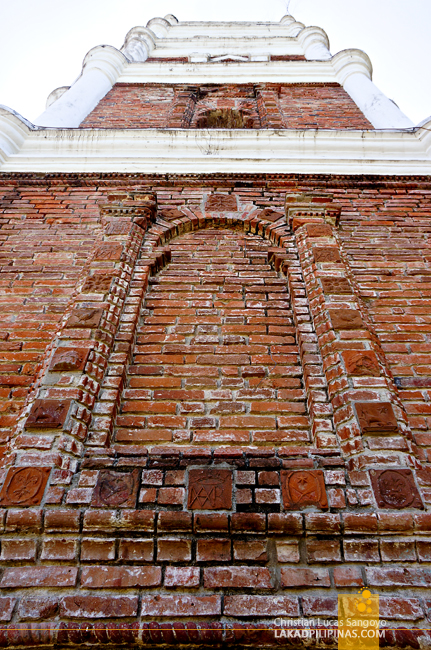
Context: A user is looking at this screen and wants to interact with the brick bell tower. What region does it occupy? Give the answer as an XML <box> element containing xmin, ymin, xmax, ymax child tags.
<box><xmin>0</xmin><ymin>11</ymin><xmax>431</xmax><ymax>650</ymax></box>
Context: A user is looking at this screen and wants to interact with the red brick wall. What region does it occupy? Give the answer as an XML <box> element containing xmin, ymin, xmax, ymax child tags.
<box><xmin>80</xmin><ymin>83</ymin><xmax>373</xmax><ymax>130</ymax></box>
<box><xmin>0</xmin><ymin>173</ymin><xmax>430</xmax><ymax>648</ymax></box>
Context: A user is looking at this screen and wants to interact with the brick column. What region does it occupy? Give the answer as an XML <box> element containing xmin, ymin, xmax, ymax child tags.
<box><xmin>256</xmin><ymin>86</ymin><xmax>284</xmax><ymax>129</ymax></box>
<box><xmin>168</xmin><ymin>87</ymin><xmax>198</xmax><ymax>128</ymax></box>
<box><xmin>285</xmin><ymin>193</ymin><xmax>420</xmax><ymax>472</ymax></box>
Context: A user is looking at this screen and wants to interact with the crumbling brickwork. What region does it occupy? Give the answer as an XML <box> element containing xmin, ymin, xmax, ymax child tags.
<box><xmin>0</xmin><ymin>174</ymin><xmax>430</xmax><ymax>648</ymax></box>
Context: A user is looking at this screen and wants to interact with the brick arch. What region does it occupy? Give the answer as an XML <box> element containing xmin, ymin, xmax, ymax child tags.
<box><xmin>146</xmin><ymin>208</ymin><xmax>290</xmax><ymax>251</ymax></box>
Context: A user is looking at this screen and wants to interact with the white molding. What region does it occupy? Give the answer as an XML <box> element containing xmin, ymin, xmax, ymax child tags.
<box><xmin>46</xmin><ymin>87</ymin><xmax>70</xmax><ymax>109</ymax></box>
<box><xmin>1</xmin><ymin>124</ymin><xmax>430</xmax><ymax>175</ymax></box>
<box><xmin>121</xmin><ymin>27</ymin><xmax>156</xmax><ymax>62</ymax></box>
<box><xmin>297</xmin><ymin>26</ymin><xmax>332</xmax><ymax>60</ymax></box>
<box><xmin>118</xmin><ymin>60</ymin><xmax>338</xmax><ymax>84</ymax></box>
<box><xmin>0</xmin><ymin>106</ymin><xmax>32</xmax><ymax>165</ymax></box>
<box><xmin>35</xmin><ymin>46</ymin><xmax>128</xmax><ymax>128</ymax></box>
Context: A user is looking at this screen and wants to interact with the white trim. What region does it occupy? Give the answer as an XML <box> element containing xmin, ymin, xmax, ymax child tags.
<box><xmin>118</xmin><ymin>60</ymin><xmax>337</xmax><ymax>84</ymax></box>
<box><xmin>35</xmin><ymin>47</ymin><xmax>128</xmax><ymax>128</ymax></box>
<box><xmin>1</xmin><ymin>122</ymin><xmax>430</xmax><ymax>175</ymax></box>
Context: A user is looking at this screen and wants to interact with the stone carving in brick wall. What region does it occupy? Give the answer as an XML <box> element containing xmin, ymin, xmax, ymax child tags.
<box><xmin>66</xmin><ymin>308</ymin><xmax>103</xmax><ymax>329</ymax></box>
<box><xmin>355</xmin><ymin>402</ymin><xmax>398</xmax><ymax>434</ymax></box>
<box><xmin>92</xmin><ymin>469</ymin><xmax>140</xmax><ymax>508</ymax></box>
<box><xmin>49</xmin><ymin>348</ymin><xmax>89</xmax><ymax>372</ymax></box>
<box><xmin>93</xmin><ymin>243</ymin><xmax>123</xmax><ymax>260</ymax></box>
<box><xmin>205</xmin><ymin>195</ymin><xmax>237</xmax><ymax>212</ymax></box>
<box><xmin>258</xmin><ymin>208</ymin><xmax>284</xmax><ymax>222</ymax></box>
<box><xmin>306</xmin><ymin>224</ymin><xmax>333</xmax><ymax>237</ymax></box>
<box><xmin>370</xmin><ymin>469</ymin><xmax>423</xmax><ymax>509</ymax></box>
<box><xmin>342</xmin><ymin>350</ymin><xmax>380</xmax><ymax>377</ymax></box>
<box><xmin>159</xmin><ymin>209</ymin><xmax>185</xmax><ymax>221</ymax></box>
<box><xmin>320</xmin><ymin>278</ymin><xmax>352</xmax><ymax>294</ymax></box>
<box><xmin>82</xmin><ymin>275</ymin><xmax>114</xmax><ymax>293</ymax></box>
<box><xmin>25</xmin><ymin>400</ymin><xmax>70</xmax><ymax>429</ymax></box>
<box><xmin>281</xmin><ymin>470</ymin><xmax>328</xmax><ymax>509</ymax></box>
<box><xmin>0</xmin><ymin>467</ymin><xmax>50</xmax><ymax>506</ymax></box>
<box><xmin>313</xmin><ymin>247</ymin><xmax>341</xmax><ymax>263</ymax></box>
<box><xmin>105</xmin><ymin>222</ymin><xmax>132</xmax><ymax>235</ymax></box>
<box><xmin>188</xmin><ymin>469</ymin><xmax>233</xmax><ymax>510</ymax></box>
<box><xmin>329</xmin><ymin>309</ymin><xmax>364</xmax><ymax>330</ymax></box>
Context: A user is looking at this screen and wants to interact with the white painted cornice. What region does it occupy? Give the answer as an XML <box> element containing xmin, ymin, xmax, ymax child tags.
<box><xmin>0</xmin><ymin>106</ymin><xmax>32</xmax><ymax>164</ymax></box>
<box><xmin>119</xmin><ymin>60</ymin><xmax>337</xmax><ymax>84</ymax></box>
<box><xmin>1</xmin><ymin>122</ymin><xmax>430</xmax><ymax>175</ymax></box>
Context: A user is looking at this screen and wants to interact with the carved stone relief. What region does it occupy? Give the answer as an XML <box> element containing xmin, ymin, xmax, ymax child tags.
<box><xmin>313</xmin><ymin>247</ymin><xmax>341</xmax><ymax>264</ymax></box>
<box><xmin>188</xmin><ymin>469</ymin><xmax>232</xmax><ymax>510</ymax></box>
<box><xmin>355</xmin><ymin>402</ymin><xmax>398</xmax><ymax>434</ymax></box>
<box><xmin>82</xmin><ymin>275</ymin><xmax>114</xmax><ymax>293</ymax></box>
<box><xmin>329</xmin><ymin>309</ymin><xmax>364</xmax><ymax>330</ymax></box>
<box><xmin>281</xmin><ymin>470</ymin><xmax>328</xmax><ymax>510</ymax></box>
<box><xmin>306</xmin><ymin>224</ymin><xmax>333</xmax><ymax>237</ymax></box>
<box><xmin>370</xmin><ymin>469</ymin><xmax>423</xmax><ymax>509</ymax></box>
<box><xmin>320</xmin><ymin>278</ymin><xmax>352</xmax><ymax>294</ymax></box>
<box><xmin>342</xmin><ymin>350</ymin><xmax>380</xmax><ymax>377</ymax></box>
<box><xmin>205</xmin><ymin>195</ymin><xmax>238</xmax><ymax>212</ymax></box>
<box><xmin>0</xmin><ymin>467</ymin><xmax>50</xmax><ymax>506</ymax></box>
<box><xmin>93</xmin><ymin>243</ymin><xmax>123</xmax><ymax>261</ymax></box>
<box><xmin>49</xmin><ymin>348</ymin><xmax>89</xmax><ymax>372</ymax></box>
<box><xmin>25</xmin><ymin>400</ymin><xmax>70</xmax><ymax>429</ymax></box>
<box><xmin>92</xmin><ymin>469</ymin><xmax>140</xmax><ymax>508</ymax></box>
<box><xmin>66</xmin><ymin>308</ymin><xmax>103</xmax><ymax>329</ymax></box>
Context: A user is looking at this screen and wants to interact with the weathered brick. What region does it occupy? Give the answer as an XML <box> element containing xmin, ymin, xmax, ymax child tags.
<box><xmin>0</xmin><ymin>566</ymin><xmax>78</xmax><ymax>588</ymax></box>
<box><xmin>80</xmin><ymin>566</ymin><xmax>161</xmax><ymax>588</ymax></box>
<box><xmin>204</xmin><ymin>567</ymin><xmax>272</xmax><ymax>589</ymax></box>
<box><xmin>141</xmin><ymin>595</ymin><xmax>221</xmax><ymax>617</ymax></box>
<box><xmin>164</xmin><ymin>567</ymin><xmax>200</xmax><ymax>588</ymax></box>
<box><xmin>224</xmin><ymin>595</ymin><xmax>299</xmax><ymax>617</ymax></box>
<box><xmin>1</xmin><ymin>539</ymin><xmax>37</xmax><ymax>561</ymax></box>
<box><xmin>197</xmin><ymin>538</ymin><xmax>231</xmax><ymax>562</ymax></box>
<box><xmin>60</xmin><ymin>595</ymin><xmax>138</xmax><ymax>618</ymax></box>
<box><xmin>81</xmin><ymin>538</ymin><xmax>116</xmax><ymax>561</ymax></box>
<box><xmin>0</xmin><ymin>597</ymin><xmax>16</xmax><ymax>622</ymax></box>
<box><xmin>157</xmin><ymin>538</ymin><xmax>191</xmax><ymax>562</ymax></box>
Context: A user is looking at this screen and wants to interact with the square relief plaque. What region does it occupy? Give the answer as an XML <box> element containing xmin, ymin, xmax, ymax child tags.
<box><xmin>320</xmin><ymin>278</ymin><xmax>352</xmax><ymax>295</ymax></box>
<box><xmin>66</xmin><ymin>308</ymin><xmax>103</xmax><ymax>329</ymax></box>
<box><xmin>0</xmin><ymin>467</ymin><xmax>50</xmax><ymax>506</ymax></box>
<box><xmin>25</xmin><ymin>399</ymin><xmax>70</xmax><ymax>429</ymax></box>
<box><xmin>92</xmin><ymin>469</ymin><xmax>140</xmax><ymax>508</ymax></box>
<box><xmin>355</xmin><ymin>402</ymin><xmax>398</xmax><ymax>434</ymax></box>
<box><xmin>82</xmin><ymin>275</ymin><xmax>114</xmax><ymax>294</ymax></box>
<box><xmin>306</xmin><ymin>224</ymin><xmax>333</xmax><ymax>237</ymax></box>
<box><xmin>49</xmin><ymin>348</ymin><xmax>89</xmax><ymax>372</ymax></box>
<box><xmin>370</xmin><ymin>469</ymin><xmax>423</xmax><ymax>509</ymax></box>
<box><xmin>329</xmin><ymin>309</ymin><xmax>364</xmax><ymax>330</ymax></box>
<box><xmin>342</xmin><ymin>350</ymin><xmax>380</xmax><ymax>377</ymax></box>
<box><xmin>281</xmin><ymin>470</ymin><xmax>328</xmax><ymax>510</ymax></box>
<box><xmin>188</xmin><ymin>469</ymin><xmax>232</xmax><ymax>510</ymax></box>
<box><xmin>313</xmin><ymin>247</ymin><xmax>341</xmax><ymax>263</ymax></box>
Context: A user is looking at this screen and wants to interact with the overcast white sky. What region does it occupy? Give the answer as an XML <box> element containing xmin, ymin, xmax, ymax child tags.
<box><xmin>0</xmin><ymin>0</ymin><xmax>430</xmax><ymax>125</ymax></box>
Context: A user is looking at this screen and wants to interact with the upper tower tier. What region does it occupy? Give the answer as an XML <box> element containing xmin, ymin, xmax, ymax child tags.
<box><xmin>35</xmin><ymin>13</ymin><xmax>412</xmax><ymax>130</ymax></box>
<box><xmin>1</xmin><ymin>12</ymin><xmax>430</xmax><ymax>174</ymax></box>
